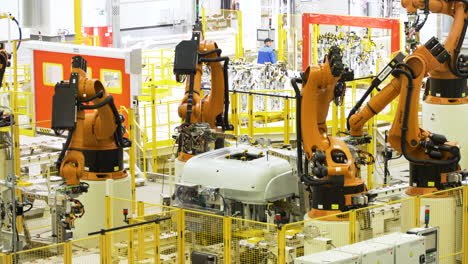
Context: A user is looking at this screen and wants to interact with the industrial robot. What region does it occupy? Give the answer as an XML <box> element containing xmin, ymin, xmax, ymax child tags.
<box><xmin>173</xmin><ymin>3</ymin><xmax>232</xmax><ymax>165</ymax></box>
<box><xmin>403</xmin><ymin>0</ymin><xmax>468</xmax><ymax>170</ymax></box>
<box><xmin>348</xmin><ymin>1</ymin><xmax>467</xmax><ymax>259</ymax></box>
<box><xmin>291</xmin><ymin>47</ymin><xmax>373</xmax><ymax>219</ymax></box>
<box><xmin>349</xmin><ymin>1</ymin><xmax>466</xmax><ymax>196</ymax></box>
<box><xmin>51</xmin><ymin>56</ymin><xmax>131</xmax><ymax>240</ymax></box>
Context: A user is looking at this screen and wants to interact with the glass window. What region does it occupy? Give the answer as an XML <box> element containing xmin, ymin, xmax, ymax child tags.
<box><xmin>43</xmin><ymin>63</ymin><xmax>63</xmax><ymax>86</ymax></box>
<box><xmin>100</xmin><ymin>69</ymin><xmax>122</xmax><ymax>94</ymax></box>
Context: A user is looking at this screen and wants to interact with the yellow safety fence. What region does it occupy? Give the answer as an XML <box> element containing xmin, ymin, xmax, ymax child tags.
<box><xmin>141</xmin><ymin>49</ymin><xmax>184</xmax><ymax>102</ymax></box>
<box><xmin>4</xmin><ymin>186</ymin><xmax>467</xmax><ymax>263</ymax></box>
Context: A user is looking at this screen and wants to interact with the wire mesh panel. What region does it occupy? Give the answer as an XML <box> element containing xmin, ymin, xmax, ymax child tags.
<box><xmin>133</xmin><ymin>210</ymin><xmax>181</xmax><ymax>263</ymax></box>
<box><xmin>282</xmin><ymin>211</ymin><xmax>352</xmax><ymax>263</ymax></box>
<box><xmin>419</xmin><ymin>187</ymin><xmax>465</xmax><ymax>264</ymax></box>
<box><xmin>184</xmin><ymin>210</ymin><xmax>225</xmax><ymax>263</ymax></box>
<box><xmin>354</xmin><ymin>198</ymin><xmax>413</xmax><ymax>243</ymax></box>
<box><xmin>230</xmin><ymin>218</ymin><xmax>279</xmax><ymax>264</ymax></box>
<box><xmin>13</xmin><ymin>243</ymin><xmax>65</xmax><ymax>264</ymax></box>
<box><xmin>70</xmin><ymin>235</ymin><xmax>101</xmax><ymax>263</ymax></box>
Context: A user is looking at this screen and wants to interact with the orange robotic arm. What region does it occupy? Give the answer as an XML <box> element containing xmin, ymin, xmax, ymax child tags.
<box><xmin>178</xmin><ymin>41</ymin><xmax>229</xmax><ymax>128</ymax></box>
<box><xmin>294</xmin><ymin>47</ymin><xmax>368</xmax><ymax>217</ymax></box>
<box><xmin>403</xmin><ymin>0</ymin><xmax>468</xmax><ymax>102</ymax></box>
<box><xmin>53</xmin><ymin>56</ymin><xmax>130</xmax><ymax>192</ymax></box>
<box><xmin>0</xmin><ymin>48</ymin><xmax>8</xmax><ymax>88</ymax></box>
<box><xmin>349</xmin><ymin>38</ymin><xmax>462</xmax><ymax>195</ymax></box>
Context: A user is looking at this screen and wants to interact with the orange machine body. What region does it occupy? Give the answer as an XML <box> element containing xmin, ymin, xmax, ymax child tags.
<box><xmin>60</xmin><ymin>67</ymin><xmax>127</xmax><ymax>186</ymax></box>
<box><xmin>301</xmin><ymin>55</ymin><xmax>366</xmax><ymax>218</ymax></box>
<box><xmin>403</xmin><ymin>0</ymin><xmax>468</xmax><ymax>105</ymax></box>
<box><xmin>0</xmin><ymin>49</ymin><xmax>8</xmax><ymax>87</ymax></box>
<box><xmin>178</xmin><ymin>41</ymin><xmax>226</xmax><ymax>128</ymax></box>
<box><xmin>349</xmin><ymin>42</ymin><xmax>460</xmax><ymax>196</ymax></box>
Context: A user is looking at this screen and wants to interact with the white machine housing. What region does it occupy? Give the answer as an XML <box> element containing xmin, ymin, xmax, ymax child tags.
<box><xmin>295</xmin><ymin>250</ymin><xmax>360</xmax><ymax>264</ymax></box>
<box><xmin>180</xmin><ymin>146</ymin><xmax>297</xmax><ymax>204</ymax></box>
<box><xmin>422</xmin><ymin>102</ymin><xmax>468</xmax><ymax>169</ymax></box>
<box><xmin>336</xmin><ymin>241</ymin><xmax>395</xmax><ymax>264</ymax></box>
<box><xmin>369</xmin><ymin>232</ymin><xmax>426</xmax><ymax>264</ymax></box>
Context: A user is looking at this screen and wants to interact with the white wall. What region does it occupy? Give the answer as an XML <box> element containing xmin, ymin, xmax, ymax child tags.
<box><xmin>118</xmin><ymin>0</ymin><xmax>193</xmax><ymax>29</ymax></box>
<box><xmin>0</xmin><ymin>0</ymin><xmax>23</xmax><ymax>41</ymax></box>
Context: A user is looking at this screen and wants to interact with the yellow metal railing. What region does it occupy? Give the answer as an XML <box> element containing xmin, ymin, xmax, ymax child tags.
<box><xmin>5</xmin><ymin>185</ymin><xmax>468</xmax><ymax>263</ymax></box>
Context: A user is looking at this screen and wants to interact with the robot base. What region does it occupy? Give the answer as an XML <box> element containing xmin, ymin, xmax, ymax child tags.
<box><xmin>422</xmin><ymin>101</ymin><xmax>468</xmax><ymax>169</ymax></box>
<box><xmin>72</xmin><ymin>177</ymin><xmax>132</xmax><ymax>241</ymax></box>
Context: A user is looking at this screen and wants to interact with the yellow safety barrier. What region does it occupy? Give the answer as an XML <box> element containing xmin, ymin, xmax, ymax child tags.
<box><xmin>5</xmin><ymin>185</ymin><xmax>468</xmax><ymax>263</ymax></box>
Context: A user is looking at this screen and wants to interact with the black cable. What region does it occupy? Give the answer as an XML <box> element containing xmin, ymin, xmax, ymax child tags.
<box><xmin>448</xmin><ymin>18</ymin><xmax>468</xmax><ymax>78</ymax></box>
<box><xmin>56</xmin><ymin>127</ymin><xmax>75</xmax><ymax>169</ymax></box>
<box><xmin>10</xmin><ymin>16</ymin><xmax>22</xmax><ymax>51</ymax></box>
<box><xmin>347</xmin><ymin>83</ymin><xmax>377</xmax><ymax>130</ymax></box>
<box><xmin>198</xmin><ymin>49</ymin><xmax>222</xmax><ymax>57</ymax></box>
<box><xmin>394</xmin><ymin>67</ymin><xmax>460</xmax><ymax>166</ymax></box>
<box><xmin>78</xmin><ymin>90</ymin><xmax>104</xmax><ymax>103</ymax></box>
<box><xmin>290</xmin><ymin>78</ymin><xmax>303</xmax><ymax>179</ymax></box>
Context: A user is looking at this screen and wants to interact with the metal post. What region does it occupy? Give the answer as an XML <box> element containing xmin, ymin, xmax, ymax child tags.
<box><xmin>248</xmin><ymin>94</ymin><xmax>254</xmax><ymax>138</ymax></box>
<box><xmin>74</xmin><ymin>0</ymin><xmax>82</xmax><ymax>44</ymax></box>
<box><xmin>137</xmin><ymin>225</ymin><xmax>145</xmax><ymax>260</ymax></box>
<box><xmin>153</xmin><ymin>222</ymin><xmax>161</xmax><ymax>264</ymax></box>
<box><xmin>12</xmin><ymin>40</ymin><xmax>20</xmax><ymax>178</ymax></box>
<box><xmin>128</xmin><ymin>219</ymin><xmax>135</xmax><ymax>264</ymax></box>
<box><xmin>137</xmin><ymin>201</ymin><xmax>144</xmax><ymax>218</ymax></box>
<box><xmin>151</xmin><ymin>85</ymin><xmax>157</xmax><ymax>172</ymax></box>
<box><xmin>128</xmin><ymin>108</ymin><xmax>136</xmax><ymax>213</ymax></box>
<box><xmin>223</xmin><ymin>217</ymin><xmax>232</xmax><ymax>264</ymax></box>
<box><xmin>414</xmin><ymin>196</ymin><xmax>421</xmax><ymax>228</ymax></box>
<box><xmin>349</xmin><ymin>210</ymin><xmax>357</xmax><ymax>244</ymax></box>
<box><xmin>313</xmin><ymin>24</ymin><xmax>319</xmax><ymax>65</ymax></box>
<box><xmin>105</xmin><ymin>196</ymin><xmax>112</xmax><ymax>229</ymax></box>
<box><xmin>277</xmin><ymin>226</ymin><xmax>286</xmax><ymax>264</ymax></box>
<box><xmin>64</xmin><ymin>242</ymin><xmax>72</xmax><ymax>264</ymax></box>
<box><xmin>366</xmin><ymin>90</ymin><xmax>376</xmax><ymax>189</ymax></box>
<box><xmin>463</xmin><ymin>186</ymin><xmax>468</xmax><ymax>263</ymax></box>
<box><xmin>230</xmin><ymin>93</ymin><xmax>239</xmax><ymax>136</ymax></box>
<box><xmin>202</xmin><ymin>8</ymin><xmax>207</xmax><ymax>38</ymax></box>
<box><xmin>99</xmin><ymin>233</ymin><xmax>107</xmax><ymax>264</ymax></box>
<box><xmin>177</xmin><ymin>210</ymin><xmax>185</xmax><ymax>264</ymax></box>
<box><xmin>284</xmin><ymin>98</ymin><xmax>290</xmax><ymax>145</ymax></box>
<box><xmin>236</xmin><ymin>10</ymin><xmax>244</xmax><ymax>59</ymax></box>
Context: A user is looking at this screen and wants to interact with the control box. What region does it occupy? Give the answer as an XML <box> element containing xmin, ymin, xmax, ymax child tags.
<box><xmin>407</xmin><ymin>226</ymin><xmax>439</xmax><ymax>264</ymax></box>
<box><xmin>369</xmin><ymin>232</ymin><xmax>426</xmax><ymax>264</ymax></box>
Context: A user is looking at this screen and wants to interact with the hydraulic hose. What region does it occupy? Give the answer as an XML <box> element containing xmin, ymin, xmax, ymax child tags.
<box><xmin>448</xmin><ymin>18</ymin><xmax>468</xmax><ymax>78</ymax></box>
<box><xmin>11</xmin><ymin>16</ymin><xmax>22</xmax><ymax>51</ymax></box>
<box><xmin>291</xmin><ymin>77</ymin><xmax>319</xmax><ymax>185</ymax></box>
<box><xmin>198</xmin><ymin>48</ymin><xmax>222</xmax><ymax>57</ymax></box>
<box><xmin>291</xmin><ymin>78</ymin><xmax>303</xmax><ymax>178</ymax></box>
<box><xmin>394</xmin><ymin>67</ymin><xmax>460</xmax><ymax>166</ymax></box>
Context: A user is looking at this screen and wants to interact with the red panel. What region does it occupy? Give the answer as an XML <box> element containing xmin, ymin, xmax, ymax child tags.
<box><xmin>34</xmin><ymin>50</ymin><xmax>130</xmax><ymax>128</ymax></box>
<box><xmin>302</xmin><ymin>13</ymin><xmax>401</xmax><ymax>70</ymax></box>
